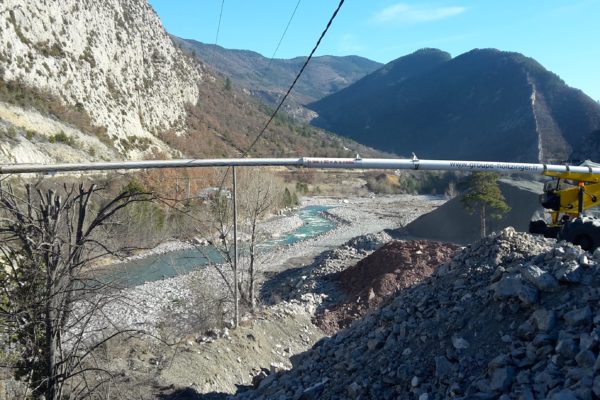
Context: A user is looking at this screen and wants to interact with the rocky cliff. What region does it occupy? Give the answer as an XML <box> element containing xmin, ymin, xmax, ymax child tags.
<box><xmin>0</xmin><ymin>0</ymin><xmax>203</xmax><ymax>144</ymax></box>
<box><xmin>0</xmin><ymin>0</ymin><xmax>379</xmax><ymax>164</ymax></box>
<box><xmin>0</xmin><ymin>0</ymin><xmax>204</xmax><ymax>160</ymax></box>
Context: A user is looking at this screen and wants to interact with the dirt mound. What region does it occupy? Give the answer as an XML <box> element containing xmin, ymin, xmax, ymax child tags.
<box><xmin>404</xmin><ymin>179</ymin><xmax>543</xmax><ymax>245</ymax></box>
<box><xmin>315</xmin><ymin>240</ymin><xmax>459</xmax><ymax>334</ymax></box>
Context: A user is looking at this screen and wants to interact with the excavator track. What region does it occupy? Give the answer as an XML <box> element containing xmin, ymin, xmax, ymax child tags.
<box><xmin>558</xmin><ymin>216</ymin><xmax>600</xmax><ymax>252</ymax></box>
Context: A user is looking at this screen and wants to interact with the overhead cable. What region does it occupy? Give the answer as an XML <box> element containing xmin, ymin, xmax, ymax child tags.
<box><xmin>269</xmin><ymin>0</ymin><xmax>302</xmax><ymax>62</ymax></box>
<box><xmin>215</xmin><ymin>0</ymin><xmax>345</xmax><ymax>194</ymax></box>
<box><xmin>214</xmin><ymin>0</ymin><xmax>225</xmax><ymax>46</ymax></box>
<box><xmin>242</xmin><ymin>0</ymin><xmax>345</xmax><ymax>158</ymax></box>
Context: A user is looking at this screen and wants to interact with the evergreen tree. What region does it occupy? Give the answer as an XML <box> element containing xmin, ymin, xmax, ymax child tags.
<box><xmin>461</xmin><ymin>172</ymin><xmax>511</xmax><ymax>237</ymax></box>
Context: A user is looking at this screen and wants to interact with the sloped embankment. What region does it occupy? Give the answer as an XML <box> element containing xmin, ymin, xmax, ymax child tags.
<box><xmin>404</xmin><ymin>179</ymin><xmax>542</xmax><ymax>245</ymax></box>
<box><xmin>236</xmin><ymin>228</ymin><xmax>600</xmax><ymax>399</ymax></box>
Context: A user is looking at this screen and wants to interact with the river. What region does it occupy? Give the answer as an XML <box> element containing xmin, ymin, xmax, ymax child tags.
<box><xmin>99</xmin><ymin>205</ymin><xmax>336</xmax><ymax>287</ymax></box>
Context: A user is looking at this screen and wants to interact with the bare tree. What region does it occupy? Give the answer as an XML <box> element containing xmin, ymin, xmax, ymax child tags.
<box><xmin>237</xmin><ymin>168</ymin><xmax>281</xmax><ymax>311</ymax></box>
<box><xmin>0</xmin><ymin>181</ymin><xmax>152</xmax><ymax>400</ymax></box>
<box><xmin>203</xmin><ymin>168</ymin><xmax>282</xmax><ymax>326</ymax></box>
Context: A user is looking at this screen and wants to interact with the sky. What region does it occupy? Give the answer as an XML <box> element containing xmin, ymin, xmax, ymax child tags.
<box><xmin>148</xmin><ymin>0</ymin><xmax>600</xmax><ymax>101</ymax></box>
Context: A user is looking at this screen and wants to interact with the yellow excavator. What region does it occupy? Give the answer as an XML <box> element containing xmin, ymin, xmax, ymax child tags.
<box><xmin>528</xmin><ymin>161</ymin><xmax>600</xmax><ymax>251</ymax></box>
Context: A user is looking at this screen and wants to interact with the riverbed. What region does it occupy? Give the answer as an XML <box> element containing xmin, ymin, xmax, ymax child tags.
<box><xmin>96</xmin><ymin>205</ymin><xmax>338</xmax><ymax>287</ymax></box>
<box><xmin>82</xmin><ymin>194</ymin><xmax>447</xmax><ymax>335</ymax></box>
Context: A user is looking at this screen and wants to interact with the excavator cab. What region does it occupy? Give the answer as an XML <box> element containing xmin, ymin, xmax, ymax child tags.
<box><xmin>539</xmin><ymin>179</ymin><xmax>564</xmax><ymax>211</ymax></box>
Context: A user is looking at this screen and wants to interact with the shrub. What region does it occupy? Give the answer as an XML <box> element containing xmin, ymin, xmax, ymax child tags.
<box><xmin>49</xmin><ymin>131</ymin><xmax>77</xmax><ymax>147</ymax></box>
<box><xmin>283</xmin><ymin>187</ymin><xmax>299</xmax><ymax>207</ymax></box>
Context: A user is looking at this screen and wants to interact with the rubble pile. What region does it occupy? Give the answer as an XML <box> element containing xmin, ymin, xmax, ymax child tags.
<box><xmin>316</xmin><ymin>240</ymin><xmax>459</xmax><ymax>335</ymax></box>
<box><xmin>261</xmin><ymin>232</ymin><xmax>392</xmax><ymax>307</ymax></box>
<box><xmin>236</xmin><ymin>228</ymin><xmax>600</xmax><ymax>399</ymax></box>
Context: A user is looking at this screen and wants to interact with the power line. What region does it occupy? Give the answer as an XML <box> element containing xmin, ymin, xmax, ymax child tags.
<box><xmin>269</xmin><ymin>0</ymin><xmax>302</xmax><ymax>62</ymax></box>
<box><xmin>214</xmin><ymin>0</ymin><xmax>225</xmax><ymax>46</ymax></box>
<box><xmin>260</xmin><ymin>0</ymin><xmax>302</xmax><ymax>85</ymax></box>
<box><xmin>208</xmin><ymin>0</ymin><xmax>225</xmax><ymax>68</ymax></box>
<box><xmin>242</xmin><ymin>0</ymin><xmax>345</xmax><ymax>157</ymax></box>
<box><xmin>215</xmin><ymin>0</ymin><xmax>344</xmax><ymax>193</ymax></box>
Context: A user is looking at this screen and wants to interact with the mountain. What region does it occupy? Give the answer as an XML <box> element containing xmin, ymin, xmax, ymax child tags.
<box><xmin>172</xmin><ymin>37</ymin><xmax>382</xmax><ymax>119</ymax></box>
<box><xmin>308</xmin><ymin>48</ymin><xmax>600</xmax><ymax>163</ymax></box>
<box><xmin>0</xmin><ymin>0</ymin><xmax>381</xmax><ymax>164</ymax></box>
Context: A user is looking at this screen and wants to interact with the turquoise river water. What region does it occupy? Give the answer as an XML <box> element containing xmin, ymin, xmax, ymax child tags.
<box><xmin>98</xmin><ymin>205</ymin><xmax>336</xmax><ymax>287</ymax></box>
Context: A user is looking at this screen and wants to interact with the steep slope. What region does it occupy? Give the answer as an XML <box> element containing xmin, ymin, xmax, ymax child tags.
<box><xmin>572</xmin><ymin>129</ymin><xmax>600</xmax><ymax>162</ymax></box>
<box><xmin>404</xmin><ymin>179</ymin><xmax>543</xmax><ymax>245</ymax></box>
<box><xmin>237</xmin><ymin>229</ymin><xmax>600</xmax><ymax>399</ymax></box>
<box><xmin>310</xmin><ymin>48</ymin><xmax>451</xmax><ymax>116</ymax></box>
<box><xmin>0</xmin><ymin>0</ymin><xmax>202</xmax><ymax>158</ymax></box>
<box><xmin>309</xmin><ymin>48</ymin><xmax>600</xmax><ymax>163</ymax></box>
<box><xmin>173</xmin><ymin>38</ymin><xmax>382</xmax><ymax>118</ymax></box>
<box><xmin>0</xmin><ymin>0</ymin><xmax>382</xmax><ymax>163</ymax></box>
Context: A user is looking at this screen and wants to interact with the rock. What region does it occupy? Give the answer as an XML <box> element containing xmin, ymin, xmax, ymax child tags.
<box><xmin>531</xmin><ymin>308</ymin><xmax>557</xmax><ymax>332</ymax></box>
<box><xmin>230</xmin><ymin>230</ymin><xmax>600</xmax><ymax>400</ymax></box>
<box><xmin>592</xmin><ymin>247</ymin><xmax>600</xmax><ymax>261</ymax></box>
<box><xmin>347</xmin><ymin>382</ymin><xmax>361</xmax><ymax>398</ymax></box>
<box><xmin>252</xmin><ymin>369</ymin><xmax>269</xmax><ymax>388</ymax></box>
<box><xmin>593</xmin><ymin>376</ymin><xmax>600</xmax><ymax>397</ymax></box>
<box><xmin>579</xmin><ymin>333</ymin><xmax>594</xmax><ymax>351</ymax></box>
<box><xmin>554</xmin><ymin>261</ymin><xmax>584</xmax><ymax>283</ymax></box>
<box><xmin>411</xmin><ymin>376</ymin><xmax>420</xmax><ymax>387</ymax></box>
<box><xmin>549</xmin><ymin>389</ymin><xmax>578</xmax><ymax>400</ymax></box>
<box><xmin>522</xmin><ymin>264</ymin><xmax>560</xmax><ymax>291</ymax></box>
<box><xmin>452</xmin><ymin>336</ymin><xmax>470</xmax><ymax>350</ymax></box>
<box><xmin>270</xmin><ymin>362</ymin><xmax>287</xmax><ymax>373</ymax></box>
<box><xmin>575</xmin><ymin>350</ymin><xmax>596</xmax><ymax>368</ymax></box>
<box><xmin>517</xmin><ymin>319</ymin><xmax>537</xmax><ymax>340</ymax></box>
<box><xmin>367</xmin><ymin>338</ymin><xmax>383</xmax><ymax>351</ymax></box>
<box><xmin>555</xmin><ymin>338</ymin><xmax>579</xmax><ymax>359</ymax></box>
<box><xmin>488</xmin><ymin>354</ymin><xmax>511</xmax><ymax>370</ymax></box>
<box><xmin>489</xmin><ymin>367</ymin><xmax>515</xmax><ymax>391</ymax></box>
<box><xmin>492</xmin><ymin>275</ymin><xmax>539</xmax><ymax>305</ymax></box>
<box><xmin>579</xmin><ymin>254</ymin><xmax>590</xmax><ymax>266</ymax></box>
<box><xmin>563</xmin><ymin>306</ymin><xmax>592</xmax><ymax>326</ymax></box>
<box><xmin>300</xmin><ymin>379</ymin><xmax>328</xmax><ymax>400</ymax></box>
<box><xmin>435</xmin><ymin>356</ymin><xmax>454</xmax><ymax>379</ymax></box>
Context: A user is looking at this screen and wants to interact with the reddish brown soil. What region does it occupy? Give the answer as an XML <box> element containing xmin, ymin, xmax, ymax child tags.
<box><xmin>315</xmin><ymin>240</ymin><xmax>460</xmax><ymax>335</ymax></box>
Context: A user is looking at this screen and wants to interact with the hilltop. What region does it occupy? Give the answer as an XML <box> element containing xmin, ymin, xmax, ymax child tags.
<box><xmin>309</xmin><ymin>48</ymin><xmax>600</xmax><ymax>163</ymax></box>
<box><xmin>172</xmin><ymin>37</ymin><xmax>382</xmax><ymax>120</ymax></box>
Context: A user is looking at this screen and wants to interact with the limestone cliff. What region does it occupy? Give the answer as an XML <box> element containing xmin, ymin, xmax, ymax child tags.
<box><xmin>0</xmin><ymin>0</ymin><xmax>204</xmax><ymax>160</ymax></box>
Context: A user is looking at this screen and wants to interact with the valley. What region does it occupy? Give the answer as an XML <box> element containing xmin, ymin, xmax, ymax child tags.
<box><xmin>2</xmin><ymin>1</ymin><xmax>600</xmax><ymax>399</ymax></box>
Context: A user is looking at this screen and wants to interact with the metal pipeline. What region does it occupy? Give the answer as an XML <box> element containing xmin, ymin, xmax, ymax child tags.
<box><xmin>2</xmin><ymin>157</ymin><xmax>600</xmax><ymax>176</ymax></box>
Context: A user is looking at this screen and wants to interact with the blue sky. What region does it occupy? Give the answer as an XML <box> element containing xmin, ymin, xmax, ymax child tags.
<box><xmin>148</xmin><ymin>0</ymin><xmax>600</xmax><ymax>100</ymax></box>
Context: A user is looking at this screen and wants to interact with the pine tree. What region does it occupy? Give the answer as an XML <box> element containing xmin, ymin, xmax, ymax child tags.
<box><xmin>461</xmin><ymin>172</ymin><xmax>511</xmax><ymax>238</ymax></box>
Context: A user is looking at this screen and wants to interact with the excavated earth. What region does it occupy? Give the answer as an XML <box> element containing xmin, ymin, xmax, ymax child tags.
<box><xmin>316</xmin><ymin>240</ymin><xmax>460</xmax><ymax>335</ymax></box>
<box><xmin>235</xmin><ymin>228</ymin><xmax>600</xmax><ymax>400</ymax></box>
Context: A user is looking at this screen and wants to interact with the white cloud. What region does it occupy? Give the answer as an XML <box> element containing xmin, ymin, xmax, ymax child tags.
<box><xmin>372</xmin><ymin>3</ymin><xmax>466</xmax><ymax>25</ymax></box>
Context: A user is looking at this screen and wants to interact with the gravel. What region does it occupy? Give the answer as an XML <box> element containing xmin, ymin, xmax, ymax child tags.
<box><xmin>234</xmin><ymin>228</ymin><xmax>600</xmax><ymax>400</ymax></box>
<box><xmin>77</xmin><ymin>194</ymin><xmax>445</xmax><ymax>338</ymax></box>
